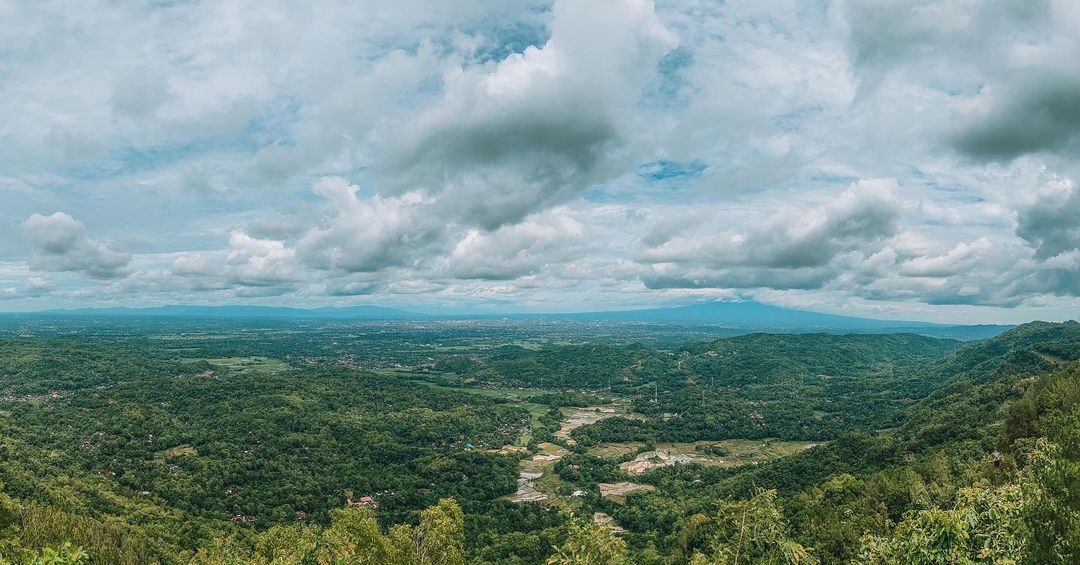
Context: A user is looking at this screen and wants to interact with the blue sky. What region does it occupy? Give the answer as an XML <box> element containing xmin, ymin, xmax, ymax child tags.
<box><xmin>1</xmin><ymin>0</ymin><xmax>1078</xmax><ymax>324</ymax></box>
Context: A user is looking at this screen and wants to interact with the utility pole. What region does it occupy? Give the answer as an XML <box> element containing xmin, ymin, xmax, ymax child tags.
<box><xmin>653</xmin><ymin>382</ymin><xmax>658</xmax><ymax>403</ymax></box>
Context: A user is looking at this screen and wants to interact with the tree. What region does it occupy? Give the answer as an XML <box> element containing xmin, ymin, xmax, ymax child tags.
<box><xmin>1021</xmin><ymin>435</ymin><xmax>1080</xmax><ymax>563</ymax></box>
<box><xmin>412</xmin><ymin>498</ymin><xmax>465</xmax><ymax>565</ymax></box>
<box><xmin>685</xmin><ymin>489</ymin><xmax>817</xmax><ymax>565</ymax></box>
<box><xmin>190</xmin><ymin>498</ymin><xmax>465</xmax><ymax>565</ymax></box>
<box><xmin>0</xmin><ymin>543</ymin><xmax>89</xmax><ymax>565</ymax></box>
<box><xmin>546</xmin><ymin>521</ymin><xmax>629</xmax><ymax>565</ymax></box>
<box><xmin>786</xmin><ymin>473</ymin><xmax>890</xmax><ymax>563</ymax></box>
<box><xmin>856</xmin><ymin>485</ymin><xmax>1026</xmax><ymax>564</ymax></box>
<box><xmin>317</xmin><ymin>506</ymin><xmax>407</xmax><ymax>564</ymax></box>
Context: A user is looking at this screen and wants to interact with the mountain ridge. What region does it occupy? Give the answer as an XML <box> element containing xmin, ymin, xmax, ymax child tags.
<box><xmin>0</xmin><ymin>301</ymin><xmax>1015</xmax><ymax>338</ymax></box>
<box><xmin>4</xmin><ymin>304</ymin><xmax>418</xmax><ymax>320</ymax></box>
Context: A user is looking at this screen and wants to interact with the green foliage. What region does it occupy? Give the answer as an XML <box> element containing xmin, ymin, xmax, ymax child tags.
<box><xmin>465</xmin><ymin>503</ymin><xmax>566</xmax><ymax>564</ymax></box>
<box><xmin>190</xmin><ymin>498</ymin><xmax>465</xmax><ymax>565</ymax></box>
<box><xmin>529</xmin><ymin>393</ymin><xmax>607</xmax><ymax>408</ymax></box>
<box><xmin>0</xmin><ymin>542</ymin><xmax>88</xmax><ymax>565</ymax></box>
<box><xmin>0</xmin><ymin>492</ymin><xmax>155</xmax><ymax>564</ymax></box>
<box><xmin>568</xmin><ymin>333</ymin><xmax>963</xmax><ymax>446</ymax></box>
<box><xmin>856</xmin><ymin>360</ymin><xmax>1080</xmax><ymax>565</ymax></box>
<box><xmin>787</xmin><ymin>474</ymin><xmax>888</xmax><ymax>563</ymax></box>
<box><xmin>856</xmin><ymin>484</ymin><xmax>1027</xmax><ymax>564</ymax></box>
<box><xmin>900</xmin><ymin>321</ymin><xmax>1080</xmax><ymax>449</ymax></box>
<box><xmin>452</xmin><ymin>344</ymin><xmax>657</xmax><ymax>390</ymax></box>
<box><xmin>1</xmin><ymin>320</ymin><xmax>1077</xmax><ymax>563</ymax></box>
<box><xmin>1002</xmin><ymin>361</ymin><xmax>1080</xmax><ymax>563</ymax></box>
<box><xmin>0</xmin><ymin>340</ymin><xmax>523</xmax><ymax>536</ymax></box>
<box><xmin>545</xmin><ymin>520</ymin><xmax>629</xmax><ymax>565</ymax></box>
<box><xmin>1019</xmin><ymin>425</ymin><xmax>1080</xmax><ymax>563</ymax></box>
<box><xmin>414</xmin><ymin>498</ymin><xmax>466</xmax><ymax>565</ymax></box>
<box><xmin>682</xmin><ymin>489</ymin><xmax>817</xmax><ymax>564</ymax></box>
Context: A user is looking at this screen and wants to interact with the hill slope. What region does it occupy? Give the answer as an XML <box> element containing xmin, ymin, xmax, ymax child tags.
<box><xmin>602</xmin><ymin>321</ymin><xmax>1080</xmax><ymax>563</ymax></box>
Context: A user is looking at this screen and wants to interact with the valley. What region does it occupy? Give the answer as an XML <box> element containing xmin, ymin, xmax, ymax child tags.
<box><xmin>0</xmin><ymin>317</ymin><xmax>1076</xmax><ymax>563</ymax></box>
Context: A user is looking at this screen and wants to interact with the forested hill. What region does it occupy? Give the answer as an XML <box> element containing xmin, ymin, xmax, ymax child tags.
<box><xmin>442</xmin><ymin>332</ymin><xmax>961</xmax><ymax>390</ymax></box>
<box><xmin>0</xmin><ymin>321</ymin><xmax>1075</xmax><ymax>563</ymax></box>
<box><xmin>619</xmin><ymin>320</ymin><xmax>1079</xmax><ymax>563</ymax></box>
<box><xmin>679</xmin><ymin>332</ymin><xmax>961</xmax><ymax>386</ymax></box>
<box><xmin>898</xmin><ymin>320</ymin><xmax>1080</xmax><ymax>447</ymax></box>
<box><xmin>693</xmin><ymin>321</ymin><xmax>1080</xmax><ymax>493</ymax></box>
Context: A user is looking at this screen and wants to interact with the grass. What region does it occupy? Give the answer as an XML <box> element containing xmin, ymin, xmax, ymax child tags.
<box><xmin>533</xmin><ymin>468</ymin><xmax>570</xmax><ymax>505</ymax></box>
<box><xmin>590</xmin><ymin>439</ymin><xmax>821</xmax><ymax>470</ymax></box>
<box><xmin>186</xmin><ymin>356</ymin><xmax>289</xmax><ymax>374</ymax></box>
<box><xmin>598</xmin><ymin>482</ymin><xmax>656</xmax><ymax>503</ymax></box>
<box><xmin>588</xmin><ymin>442</ymin><xmax>646</xmax><ymax>458</ymax></box>
<box><xmin>673</xmin><ymin>438</ymin><xmax>816</xmax><ymax>464</ymax></box>
<box><xmin>161</xmin><ymin>445</ymin><xmax>197</xmax><ymax>457</ymax></box>
<box><xmin>667</xmin><ymin>438</ymin><xmax>820</xmax><ymax>466</ymax></box>
<box><xmin>514</xmin><ymin>403</ymin><xmax>549</xmax><ymax>446</ymax></box>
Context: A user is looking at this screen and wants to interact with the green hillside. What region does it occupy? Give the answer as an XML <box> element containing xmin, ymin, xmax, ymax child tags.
<box><xmin>0</xmin><ymin>321</ymin><xmax>1075</xmax><ymax>563</ymax></box>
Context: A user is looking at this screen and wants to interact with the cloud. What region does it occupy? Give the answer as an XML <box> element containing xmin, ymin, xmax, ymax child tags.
<box><xmin>446</xmin><ymin>211</ymin><xmax>584</xmax><ymax>280</ymax></box>
<box><xmin>0</xmin><ymin>277</ymin><xmax>50</xmax><ymax>300</ymax></box>
<box><xmin>110</xmin><ymin>66</ymin><xmax>171</xmax><ymax>119</ymax></box>
<box><xmin>1016</xmin><ymin>178</ymin><xmax>1080</xmax><ymax>260</ymax></box>
<box><xmin>951</xmin><ymin>72</ymin><xmax>1080</xmax><ymax>161</ymax></box>
<box><xmin>21</xmin><ymin>212</ymin><xmax>131</xmax><ymax>279</ymax></box>
<box><xmin>296</xmin><ymin>177</ymin><xmax>441</xmax><ymax>273</ymax></box>
<box><xmin>845</xmin><ymin>0</ymin><xmax>1080</xmax><ymax>161</ymax></box>
<box><xmin>1</xmin><ymin>0</ymin><xmax>1078</xmax><ymax>322</ymax></box>
<box><xmin>869</xmin><ymin>238</ymin><xmax>1034</xmax><ymax>306</ymax></box>
<box><xmin>172</xmin><ymin>253</ymin><xmax>213</xmax><ymax>278</ymax></box>
<box><xmin>642</xmin><ymin>266</ymin><xmax>840</xmax><ymax>292</ymax></box>
<box><xmin>837</xmin><ymin>227</ymin><xmax>1079</xmax><ymax>307</ymax></box>
<box><xmin>288</xmin><ymin>177</ymin><xmax>591</xmax><ymax>283</ymax></box>
<box><xmin>168</xmin><ymin>235</ymin><xmax>304</xmax><ymax>293</ymax></box>
<box><xmin>845</xmin><ymin>0</ymin><xmax>1054</xmax><ymax>80</ymax></box>
<box><xmin>25</xmin><ymin>276</ymin><xmax>51</xmax><ymax>296</ymax></box>
<box><xmin>325</xmin><ymin>278</ymin><xmax>384</xmax><ymax>297</ymax></box>
<box><xmin>1021</xmin><ymin>249</ymin><xmax>1080</xmax><ymax>298</ymax></box>
<box><xmin>899</xmin><ymin>237</ymin><xmax>997</xmax><ymax>278</ymax></box>
<box><xmin>225</xmin><ymin>231</ymin><xmax>302</xmax><ymax>287</ymax></box>
<box><xmin>383</xmin><ymin>0</ymin><xmax>676</xmax><ymax>229</ymax></box>
<box><xmin>639</xmin><ymin>179</ymin><xmax>901</xmax><ymax>289</ymax></box>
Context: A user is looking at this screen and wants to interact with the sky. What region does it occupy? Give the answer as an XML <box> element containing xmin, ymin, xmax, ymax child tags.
<box><xmin>1</xmin><ymin>0</ymin><xmax>1078</xmax><ymax>324</ymax></box>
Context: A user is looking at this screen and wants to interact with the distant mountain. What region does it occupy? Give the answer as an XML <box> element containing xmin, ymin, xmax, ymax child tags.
<box><xmin>20</xmin><ymin>304</ymin><xmax>420</xmax><ymax>320</ymax></box>
<box><xmin>3</xmin><ymin>300</ymin><xmax>1013</xmax><ymax>339</ymax></box>
<box><xmin>540</xmin><ymin>301</ymin><xmax>1013</xmax><ymax>339</ymax></box>
<box><xmin>561</xmin><ymin>301</ymin><xmax>911</xmax><ymax>326</ymax></box>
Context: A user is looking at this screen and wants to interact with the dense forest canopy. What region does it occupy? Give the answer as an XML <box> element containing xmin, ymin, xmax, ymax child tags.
<box><xmin>0</xmin><ymin>318</ymin><xmax>1076</xmax><ymax>563</ymax></box>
